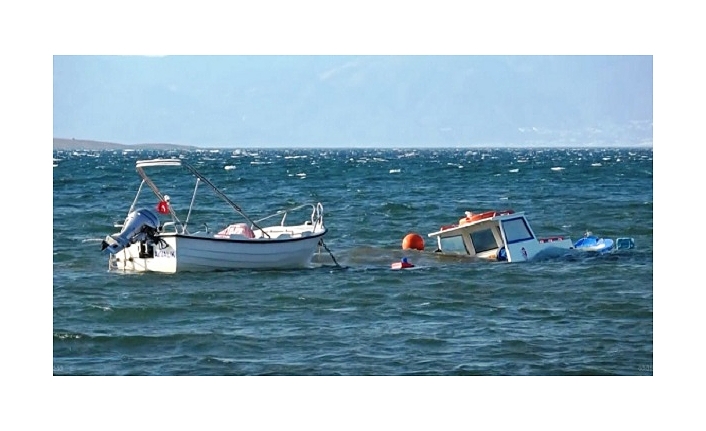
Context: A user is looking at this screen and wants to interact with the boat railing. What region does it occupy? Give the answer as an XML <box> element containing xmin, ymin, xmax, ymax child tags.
<box><xmin>253</xmin><ymin>202</ymin><xmax>324</xmax><ymax>228</ymax></box>
<box><xmin>160</xmin><ymin>221</ymin><xmax>180</xmax><ymax>234</ymax></box>
<box><xmin>313</xmin><ymin>202</ymin><xmax>324</xmax><ymax>230</ymax></box>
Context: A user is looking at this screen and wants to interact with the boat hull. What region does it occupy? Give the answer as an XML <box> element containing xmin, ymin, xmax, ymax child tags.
<box><xmin>108</xmin><ymin>230</ymin><xmax>327</xmax><ymax>273</ymax></box>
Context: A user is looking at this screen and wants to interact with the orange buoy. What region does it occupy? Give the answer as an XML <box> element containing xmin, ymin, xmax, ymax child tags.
<box><xmin>402</xmin><ymin>233</ymin><xmax>424</xmax><ymax>251</ymax></box>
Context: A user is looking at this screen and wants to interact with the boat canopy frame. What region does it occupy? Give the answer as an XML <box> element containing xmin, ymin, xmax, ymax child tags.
<box><xmin>128</xmin><ymin>158</ymin><xmax>270</xmax><ymax>237</ymax></box>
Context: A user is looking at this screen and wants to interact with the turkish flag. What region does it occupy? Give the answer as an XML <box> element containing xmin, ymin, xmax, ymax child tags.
<box><xmin>157</xmin><ymin>200</ymin><xmax>170</xmax><ymax>215</ymax></box>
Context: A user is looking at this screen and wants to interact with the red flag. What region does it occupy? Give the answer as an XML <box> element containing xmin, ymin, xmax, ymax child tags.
<box><xmin>157</xmin><ymin>200</ymin><xmax>169</xmax><ymax>214</ymax></box>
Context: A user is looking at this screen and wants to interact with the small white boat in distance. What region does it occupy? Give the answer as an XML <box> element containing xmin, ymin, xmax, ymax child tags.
<box><xmin>101</xmin><ymin>158</ymin><xmax>328</xmax><ymax>273</ymax></box>
<box><xmin>428</xmin><ymin>210</ymin><xmax>574</xmax><ymax>262</ymax></box>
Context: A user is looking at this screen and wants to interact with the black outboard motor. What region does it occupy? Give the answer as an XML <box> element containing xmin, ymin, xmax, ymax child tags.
<box><xmin>101</xmin><ymin>208</ymin><xmax>160</xmax><ymax>255</ymax></box>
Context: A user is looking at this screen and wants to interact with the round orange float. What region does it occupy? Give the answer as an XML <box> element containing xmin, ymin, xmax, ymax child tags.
<box><xmin>402</xmin><ymin>233</ymin><xmax>424</xmax><ymax>251</ymax></box>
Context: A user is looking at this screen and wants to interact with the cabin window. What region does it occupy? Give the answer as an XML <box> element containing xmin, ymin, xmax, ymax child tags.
<box><xmin>439</xmin><ymin>235</ymin><xmax>467</xmax><ymax>254</ymax></box>
<box><xmin>501</xmin><ymin>218</ymin><xmax>534</xmax><ymax>243</ymax></box>
<box><xmin>470</xmin><ymin>228</ymin><xmax>498</xmax><ymax>253</ymax></box>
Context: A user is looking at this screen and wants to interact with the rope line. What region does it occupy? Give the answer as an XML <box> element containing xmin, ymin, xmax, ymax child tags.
<box><xmin>319</xmin><ymin>239</ymin><xmax>345</xmax><ymax>269</ymax></box>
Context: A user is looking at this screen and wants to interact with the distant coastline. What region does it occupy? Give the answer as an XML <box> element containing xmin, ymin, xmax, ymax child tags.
<box><xmin>53</xmin><ymin>138</ymin><xmax>199</xmax><ymax>151</ymax></box>
<box><xmin>53</xmin><ymin>137</ymin><xmax>653</xmax><ymax>151</ymax></box>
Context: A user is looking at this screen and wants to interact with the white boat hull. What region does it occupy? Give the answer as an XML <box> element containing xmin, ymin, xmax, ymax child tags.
<box><xmin>109</xmin><ymin>230</ymin><xmax>326</xmax><ymax>273</ymax></box>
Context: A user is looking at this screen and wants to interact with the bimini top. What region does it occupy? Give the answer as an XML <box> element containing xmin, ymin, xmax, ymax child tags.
<box><xmin>136</xmin><ymin>158</ymin><xmax>183</xmax><ymax>168</ymax></box>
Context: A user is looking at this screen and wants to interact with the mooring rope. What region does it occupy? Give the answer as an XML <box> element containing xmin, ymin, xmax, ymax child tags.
<box><xmin>318</xmin><ymin>239</ymin><xmax>345</xmax><ymax>269</ymax></box>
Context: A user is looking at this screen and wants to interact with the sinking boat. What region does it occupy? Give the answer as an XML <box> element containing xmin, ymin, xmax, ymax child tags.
<box><xmin>427</xmin><ymin>210</ymin><xmax>634</xmax><ymax>263</ymax></box>
<box><xmin>101</xmin><ymin>158</ymin><xmax>328</xmax><ymax>273</ymax></box>
<box><xmin>428</xmin><ymin>210</ymin><xmax>574</xmax><ymax>262</ymax></box>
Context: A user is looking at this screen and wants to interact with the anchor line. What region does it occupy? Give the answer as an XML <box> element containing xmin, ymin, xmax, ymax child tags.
<box><xmin>318</xmin><ymin>239</ymin><xmax>345</xmax><ymax>269</ymax></box>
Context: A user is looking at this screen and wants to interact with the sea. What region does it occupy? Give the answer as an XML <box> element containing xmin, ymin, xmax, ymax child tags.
<box><xmin>52</xmin><ymin>146</ymin><xmax>653</xmax><ymax>377</ymax></box>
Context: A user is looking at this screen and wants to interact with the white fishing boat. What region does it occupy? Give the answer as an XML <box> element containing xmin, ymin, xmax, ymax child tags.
<box><xmin>426</xmin><ymin>210</ymin><xmax>634</xmax><ymax>262</ymax></box>
<box><xmin>101</xmin><ymin>158</ymin><xmax>329</xmax><ymax>273</ymax></box>
<box><xmin>427</xmin><ymin>209</ymin><xmax>574</xmax><ymax>262</ymax></box>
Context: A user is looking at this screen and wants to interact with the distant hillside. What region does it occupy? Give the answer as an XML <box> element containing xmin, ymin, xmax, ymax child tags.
<box><xmin>53</xmin><ymin>138</ymin><xmax>199</xmax><ymax>151</ymax></box>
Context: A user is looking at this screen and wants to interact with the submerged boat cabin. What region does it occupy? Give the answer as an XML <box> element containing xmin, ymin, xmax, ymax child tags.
<box><xmin>427</xmin><ymin>210</ymin><xmax>573</xmax><ymax>262</ymax></box>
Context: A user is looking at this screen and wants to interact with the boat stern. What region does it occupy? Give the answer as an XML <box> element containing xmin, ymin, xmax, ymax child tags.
<box><xmin>107</xmin><ymin>234</ymin><xmax>178</xmax><ymax>273</ymax></box>
<box><xmin>101</xmin><ymin>208</ymin><xmax>160</xmax><ymax>255</ymax></box>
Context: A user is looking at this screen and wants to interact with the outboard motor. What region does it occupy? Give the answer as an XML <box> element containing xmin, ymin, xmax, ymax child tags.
<box><xmin>101</xmin><ymin>208</ymin><xmax>160</xmax><ymax>255</ymax></box>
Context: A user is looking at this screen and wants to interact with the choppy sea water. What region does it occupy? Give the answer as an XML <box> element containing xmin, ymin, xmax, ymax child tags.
<box><xmin>53</xmin><ymin>147</ymin><xmax>653</xmax><ymax>375</ymax></box>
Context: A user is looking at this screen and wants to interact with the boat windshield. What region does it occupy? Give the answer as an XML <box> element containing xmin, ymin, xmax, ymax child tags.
<box><xmin>470</xmin><ymin>229</ymin><xmax>497</xmax><ymax>253</ymax></box>
<box><xmin>439</xmin><ymin>235</ymin><xmax>467</xmax><ymax>254</ymax></box>
<box><xmin>502</xmin><ymin>218</ymin><xmax>534</xmax><ymax>243</ymax></box>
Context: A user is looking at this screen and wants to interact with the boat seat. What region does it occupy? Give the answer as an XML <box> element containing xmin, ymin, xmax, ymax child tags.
<box><xmin>216</xmin><ymin>223</ymin><xmax>255</xmax><ymax>238</ymax></box>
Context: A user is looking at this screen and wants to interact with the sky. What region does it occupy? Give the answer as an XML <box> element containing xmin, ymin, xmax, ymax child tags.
<box><xmin>8</xmin><ymin>0</ymin><xmax>704</xmax><ymax>428</ymax></box>
<box><xmin>53</xmin><ymin>55</ymin><xmax>653</xmax><ymax>148</ymax></box>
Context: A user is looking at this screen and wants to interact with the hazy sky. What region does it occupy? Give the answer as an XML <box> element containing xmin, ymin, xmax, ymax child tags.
<box><xmin>54</xmin><ymin>55</ymin><xmax>652</xmax><ymax>148</ymax></box>
<box><xmin>44</xmin><ymin>3</ymin><xmax>664</xmax><ymax>149</ymax></box>
<box><xmin>53</xmin><ymin>55</ymin><xmax>652</xmax><ymax>147</ymax></box>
